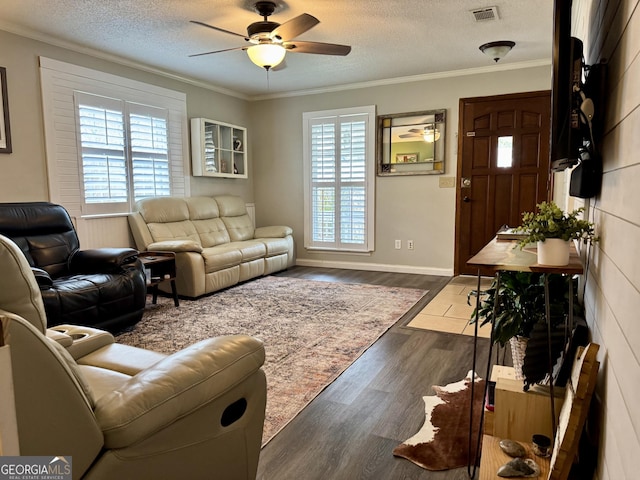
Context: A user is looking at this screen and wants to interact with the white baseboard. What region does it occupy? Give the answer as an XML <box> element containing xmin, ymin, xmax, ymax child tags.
<box><xmin>294</xmin><ymin>258</ymin><xmax>453</xmax><ymax>277</ymax></box>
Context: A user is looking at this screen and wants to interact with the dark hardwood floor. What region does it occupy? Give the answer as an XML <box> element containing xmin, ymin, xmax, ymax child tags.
<box><xmin>259</xmin><ymin>267</ymin><xmax>493</xmax><ymax>480</ymax></box>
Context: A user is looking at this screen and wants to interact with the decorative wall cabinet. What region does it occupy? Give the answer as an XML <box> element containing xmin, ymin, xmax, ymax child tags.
<box><xmin>191</xmin><ymin>118</ymin><xmax>247</xmax><ymax>178</ymax></box>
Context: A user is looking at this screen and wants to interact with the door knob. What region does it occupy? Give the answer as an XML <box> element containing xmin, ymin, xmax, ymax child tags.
<box><xmin>463</xmin><ymin>196</ymin><xmax>471</xmax><ymax>202</ymax></box>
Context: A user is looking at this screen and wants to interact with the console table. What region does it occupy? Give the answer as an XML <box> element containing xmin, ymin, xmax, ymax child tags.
<box><xmin>467</xmin><ymin>237</ymin><xmax>583</xmax><ymax>275</ymax></box>
<box><xmin>465</xmin><ymin>237</ymin><xmax>583</xmax><ymax>478</ymax></box>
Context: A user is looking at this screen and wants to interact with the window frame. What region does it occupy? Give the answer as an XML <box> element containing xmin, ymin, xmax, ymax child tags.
<box><xmin>302</xmin><ymin>105</ymin><xmax>376</xmax><ymax>253</ymax></box>
<box><xmin>39</xmin><ymin>57</ymin><xmax>189</xmax><ymax>219</ymax></box>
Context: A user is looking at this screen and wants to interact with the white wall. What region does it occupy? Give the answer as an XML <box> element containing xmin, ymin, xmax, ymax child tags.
<box><xmin>250</xmin><ymin>67</ymin><xmax>551</xmax><ymax>275</ymax></box>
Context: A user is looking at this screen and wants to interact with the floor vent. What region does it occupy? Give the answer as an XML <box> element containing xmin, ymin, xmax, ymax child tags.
<box><xmin>471</xmin><ymin>6</ymin><xmax>499</xmax><ymax>22</ymax></box>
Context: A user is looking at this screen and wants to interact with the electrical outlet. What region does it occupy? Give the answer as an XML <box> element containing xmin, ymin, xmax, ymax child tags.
<box><xmin>395</xmin><ymin>239</ymin><xmax>402</xmax><ymax>249</ymax></box>
<box><xmin>407</xmin><ymin>240</ymin><xmax>414</xmax><ymax>250</ymax></box>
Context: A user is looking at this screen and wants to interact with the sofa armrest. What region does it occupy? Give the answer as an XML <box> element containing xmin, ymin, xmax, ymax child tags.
<box><xmin>147</xmin><ymin>240</ymin><xmax>203</xmax><ymax>253</ymax></box>
<box><xmin>94</xmin><ymin>335</ymin><xmax>265</xmax><ymax>448</ymax></box>
<box><xmin>46</xmin><ymin>328</ymin><xmax>73</xmax><ymax>347</ymax></box>
<box><xmin>31</xmin><ymin>267</ymin><xmax>53</xmax><ymax>290</ymax></box>
<box><xmin>69</xmin><ymin>248</ymin><xmax>139</xmax><ymax>274</ymax></box>
<box><xmin>51</xmin><ymin>324</ymin><xmax>116</xmax><ymax>360</ymax></box>
<box><xmin>254</xmin><ymin>225</ymin><xmax>293</xmax><ymax>238</ymax></box>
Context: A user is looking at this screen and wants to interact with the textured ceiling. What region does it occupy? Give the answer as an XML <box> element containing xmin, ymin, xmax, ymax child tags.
<box><xmin>0</xmin><ymin>0</ymin><xmax>553</xmax><ymax>98</ymax></box>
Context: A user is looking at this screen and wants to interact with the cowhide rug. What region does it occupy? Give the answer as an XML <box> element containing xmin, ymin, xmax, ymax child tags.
<box><xmin>393</xmin><ymin>370</ymin><xmax>485</xmax><ymax>471</ymax></box>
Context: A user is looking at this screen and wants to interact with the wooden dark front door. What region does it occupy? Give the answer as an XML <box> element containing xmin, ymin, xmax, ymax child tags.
<box><xmin>454</xmin><ymin>91</ymin><xmax>551</xmax><ymax>276</ymax></box>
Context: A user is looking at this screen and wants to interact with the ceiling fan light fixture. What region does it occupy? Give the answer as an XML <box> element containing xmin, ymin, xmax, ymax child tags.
<box><xmin>479</xmin><ymin>40</ymin><xmax>515</xmax><ymax>62</ymax></box>
<box><xmin>247</xmin><ymin>43</ymin><xmax>286</xmax><ymax>70</ymax></box>
<box><xmin>423</xmin><ymin>129</ymin><xmax>441</xmax><ymax>143</ymax></box>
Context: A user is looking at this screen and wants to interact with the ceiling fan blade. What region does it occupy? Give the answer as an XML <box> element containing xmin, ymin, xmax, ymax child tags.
<box><xmin>407</xmin><ymin>128</ymin><xmax>424</xmax><ymax>133</ymax></box>
<box><xmin>284</xmin><ymin>41</ymin><xmax>351</xmax><ymax>56</ymax></box>
<box><xmin>399</xmin><ymin>133</ymin><xmax>421</xmax><ymax>138</ymax></box>
<box><xmin>190</xmin><ymin>20</ymin><xmax>249</xmax><ymax>40</ymax></box>
<box><xmin>189</xmin><ymin>46</ymin><xmax>247</xmax><ymax>57</ymax></box>
<box><xmin>270</xmin><ymin>13</ymin><xmax>319</xmax><ymax>41</ymax></box>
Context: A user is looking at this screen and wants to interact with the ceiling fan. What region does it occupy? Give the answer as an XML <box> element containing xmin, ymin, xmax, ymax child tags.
<box><xmin>190</xmin><ymin>1</ymin><xmax>352</xmax><ymax>70</ymax></box>
<box><xmin>399</xmin><ymin>126</ymin><xmax>441</xmax><ymax>143</ymax></box>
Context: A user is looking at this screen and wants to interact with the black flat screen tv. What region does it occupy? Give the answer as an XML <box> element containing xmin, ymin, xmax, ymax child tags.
<box><xmin>550</xmin><ymin>0</ymin><xmax>585</xmax><ymax>171</ymax></box>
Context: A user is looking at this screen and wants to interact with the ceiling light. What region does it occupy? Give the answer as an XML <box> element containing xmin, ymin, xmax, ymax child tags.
<box><xmin>423</xmin><ymin>129</ymin><xmax>441</xmax><ymax>143</ymax></box>
<box><xmin>247</xmin><ymin>43</ymin><xmax>286</xmax><ymax>70</ymax></box>
<box><xmin>479</xmin><ymin>41</ymin><xmax>515</xmax><ymax>62</ymax></box>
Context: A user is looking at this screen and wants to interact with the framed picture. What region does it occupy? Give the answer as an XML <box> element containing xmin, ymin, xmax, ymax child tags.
<box><xmin>395</xmin><ymin>153</ymin><xmax>419</xmax><ymax>163</ymax></box>
<box><xmin>0</xmin><ymin>67</ymin><xmax>11</xmax><ymax>154</ymax></box>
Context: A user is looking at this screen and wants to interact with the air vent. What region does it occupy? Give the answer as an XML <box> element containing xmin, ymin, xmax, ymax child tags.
<box><xmin>471</xmin><ymin>6</ymin><xmax>499</xmax><ymax>22</ymax></box>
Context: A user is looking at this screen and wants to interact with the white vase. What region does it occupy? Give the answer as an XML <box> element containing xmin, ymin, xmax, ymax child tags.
<box><xmin>536</xmin><ymin>238</ymin><xmax>570</xmax><ymax>266</ymax></box>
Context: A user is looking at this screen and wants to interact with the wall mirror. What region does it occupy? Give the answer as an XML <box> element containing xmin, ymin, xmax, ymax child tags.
<box><xmin>377</xmin><ymin>109</ymin><xmax>446</xmax><ymax>176</ymax></box>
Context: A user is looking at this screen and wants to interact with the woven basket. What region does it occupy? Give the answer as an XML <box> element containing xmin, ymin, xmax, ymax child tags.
<box><xmin>509</xmin><ymin>336</ymin><xmax>529</xmax><ymax>380</ymax></box>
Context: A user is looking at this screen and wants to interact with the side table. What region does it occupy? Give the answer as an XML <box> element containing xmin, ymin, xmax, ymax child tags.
<box><xmin>138</xmin><ymin>251</ymin><xmax>179</xmax><ymax>307</ymax></box>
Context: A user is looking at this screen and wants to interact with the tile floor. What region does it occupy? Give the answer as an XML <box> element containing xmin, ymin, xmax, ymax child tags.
<box><xmin>407</xmin><ymin>275</ymin><xmax>494</xmax><ymax>338</ymax></box>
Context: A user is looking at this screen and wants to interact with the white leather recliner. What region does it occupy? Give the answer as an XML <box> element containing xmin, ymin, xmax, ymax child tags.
<box><xmin>0</xmin><ymin>233</ymin><xmax>266</xmax><ymax>480</ymax></box>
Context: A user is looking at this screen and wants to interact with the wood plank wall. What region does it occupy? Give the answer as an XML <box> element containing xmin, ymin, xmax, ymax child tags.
<box><xmin>570</xmin><ymin>1</ymin><xmax>640</xmax><ymax>478</ymax></box>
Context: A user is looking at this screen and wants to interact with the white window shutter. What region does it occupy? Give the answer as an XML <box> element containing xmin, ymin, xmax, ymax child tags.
<box><xmin>303</xmin><ymin>106</ymin><xmax>375</xmax><ymax>252</ymax></box>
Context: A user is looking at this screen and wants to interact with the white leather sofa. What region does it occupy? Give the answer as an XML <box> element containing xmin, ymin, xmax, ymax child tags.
<box><xmin>128</xmin><ymin>195</ymin><xmax>294</xmax><ymax>298</ymax></box>
<box><xmin>0</xmin><ymin>233</ymin><xmax>267</xmax><ymax>479</ymax></box>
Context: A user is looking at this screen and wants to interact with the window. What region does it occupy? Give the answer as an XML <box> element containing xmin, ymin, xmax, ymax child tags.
<box><xmin>303</xmin><ymin>106</ymin><xmax>375</xmax><ymax>252</ymax></box>
<box><xmin>39</xmin><ymin>57</ymin><xmax>188</xmax><ymax>219</ymax></box>
<box><xmin>497</xmin><ymin>136</ymin><xmax>514</xmax><ymax>168</ymax></box>
<box><xmin>75</xmin><ymin>93</ymin><xmax>171</xmax><ymax>213</ymax></box>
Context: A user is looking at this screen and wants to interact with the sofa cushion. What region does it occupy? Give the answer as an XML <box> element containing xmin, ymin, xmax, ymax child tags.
<box><xmin>147</xmin><ymin>220</ymin><xmax>201</xmax><ymax>245</ymax></box>
<box><xmin>221</xmin><ymin>215</ymin><xmax>255</xmax><ymax>242</ymax></box>
<box><xmin>214</xmin><ymin>195</ymin><xmax>248</xmax><ymax>217</ymax></box>
<box><xmin>137</xmin><ymin>197</ymin><xmax>189</xmax><ymax>224</ymax></box>
<box><xmin>258</xmin><ymin>237</ymin><xmax>291</xmax><ymax>257</ymax></box>
<box><xmin>193</xmin><ymin>218</ymin><xmax>230</xmax><ymax>247</ymax></box>
<box><xmin>201</xmin><ymin>245</ymin><xmax>243</xmax><ymax>273</ymax></box>
<box><xmin>185</xmin><ymin>196</ymin><xmax>220</xmax><ymax>220</ymax></box>
<box><xmin>227</xmin><ymin>241</ymin><xmax>267</xmax><ymax>262</ymax></box>
<box><xmin>215</xmin><ymin>195</ymin><xmax>255</xmax><ymax>242</ymax></box>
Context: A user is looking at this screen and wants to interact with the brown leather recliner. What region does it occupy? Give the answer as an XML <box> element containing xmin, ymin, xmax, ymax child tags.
<box><xmin>0</xmin><ymin>202</ymin><xmax>146</xmax><ymax>332</ymax></box>
<box><xmin>0</xmin><ymin>233</ymin><xmax>267</xmax><ymax>479</ymax></box>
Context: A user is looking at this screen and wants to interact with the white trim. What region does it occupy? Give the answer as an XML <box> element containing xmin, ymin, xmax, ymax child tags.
<box><xmin>295</xmin><ymin>258</ymin><xmax>453</xmax><ymax>277</ymax></box>
<box><xmin>250</xmin><ymin>59</ymin><xmax>551</xmax><ymax>101</ymax></box>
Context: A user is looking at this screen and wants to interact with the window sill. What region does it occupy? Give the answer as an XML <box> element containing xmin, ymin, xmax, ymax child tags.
<box><xmin>305</xmin><ymin>247</ymin><xmax>373</xmax><ymax>256</ymax></box>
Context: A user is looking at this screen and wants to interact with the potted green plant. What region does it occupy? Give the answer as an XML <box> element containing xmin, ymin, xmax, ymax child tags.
<box><xmin>468</xmin><ymin>271</ymin><xmax>574</xmax><ymax>380</ymax></box>
<box><xmin>514</xmin><ymin>201</ymin><xmax>597</xmax><ymax>266</ymax></box>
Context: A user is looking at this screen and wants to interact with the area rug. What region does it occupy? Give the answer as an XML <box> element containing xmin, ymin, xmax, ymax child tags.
<box><xmin>393</xmin><ymin>371</ymin><xmax>485</xmax><ymax>470</ymax></box>
<box><xmin>116</xmin><ymin>275</ymin><xmax>427</xmax><ymax>444</ymax></box>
